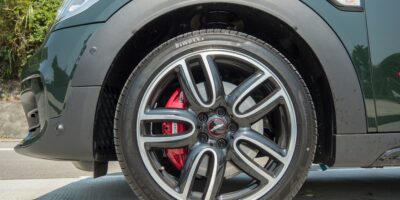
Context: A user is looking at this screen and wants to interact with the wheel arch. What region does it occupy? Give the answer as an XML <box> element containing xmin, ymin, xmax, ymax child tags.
<box><xmin>72</xmin><ymin>0</ymin><xmax>367</xmax><ymax>163</ymax></box>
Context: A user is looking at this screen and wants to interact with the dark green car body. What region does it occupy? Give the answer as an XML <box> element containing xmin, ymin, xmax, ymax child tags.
<box><xmin>305</xmin><ymin>0</ymin><xmax>400</xmax><ymax>133</ymax></box>
<box><xmin>16</xmin><ymin>0</ymin><xmax>400</xmax><ymax>170</ymax></box>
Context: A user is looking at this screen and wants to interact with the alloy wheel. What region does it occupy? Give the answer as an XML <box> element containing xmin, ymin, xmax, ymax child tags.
<box><xmin>136</xmin><ymin>49</ymin><xmax>297</xmax><ymax>200</ymax></box>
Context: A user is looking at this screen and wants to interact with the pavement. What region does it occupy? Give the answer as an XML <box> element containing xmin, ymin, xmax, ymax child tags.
<box><xmin>1</xmin><ymin>140</ymin><xmax>400</xmax><ymax>200</ymax></box>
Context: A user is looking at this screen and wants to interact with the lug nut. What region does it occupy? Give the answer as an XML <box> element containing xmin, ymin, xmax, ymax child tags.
<box><xmin>216</xmin><ymin>107</ymin><xmax>226</xmax><ymax>116</ymax></box>
<box><xmin>217</xmin><ymin>139</ymin><xmax>227</xmax><ymax>148</ymax></box>
<box><xmin>228</xmin><ymin>123</ymin><xmax>238</xmax><ymax>132</ymax></box>
<box><xmin>198</xmin><ymin>133</ymin><xmax>209</xmax><ymax>143</ymax></box>
<box><xmin>198</xmin><ymin>113</ymin><xmax>208</xmax><ymax>122</ymax></box>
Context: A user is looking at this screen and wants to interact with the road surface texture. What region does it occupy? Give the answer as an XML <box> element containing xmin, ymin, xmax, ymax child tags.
<box><xmin>1</xmin><ymin>140</ymin><xmax>400</xmax><ymax>200</ymax></box>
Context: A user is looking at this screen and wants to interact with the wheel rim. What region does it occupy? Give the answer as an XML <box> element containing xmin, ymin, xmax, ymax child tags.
<box><xmin>136</xmin><ymin>49</ymin><xmax>297</xmax><ymax>200</ymax></box>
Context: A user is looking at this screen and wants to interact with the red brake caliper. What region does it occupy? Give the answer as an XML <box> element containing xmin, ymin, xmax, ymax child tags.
<box><xmin>162</xmin><ymin>88</ymin><xmax>188</xmax><ymax>170</ymax></box>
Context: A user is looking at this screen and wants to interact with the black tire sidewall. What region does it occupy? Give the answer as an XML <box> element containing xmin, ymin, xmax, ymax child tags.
<box><xmin>116</xmin><ymin>30</ymin><xmax>316</xmax><ymax>200</ymax></box>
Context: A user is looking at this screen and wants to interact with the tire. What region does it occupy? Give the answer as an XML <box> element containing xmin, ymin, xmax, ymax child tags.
<box><xmin>114</xmin><ymin>29</ymin><xmax>317</xmax><ymax>200</ymax></box>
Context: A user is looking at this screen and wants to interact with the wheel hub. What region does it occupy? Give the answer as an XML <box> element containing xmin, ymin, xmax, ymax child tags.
<box><xmin>207</xmin><ymin>115</ymin><xmax>228</xmax><ymax>138</ymax></box>
<box><xmin>162</xmin><ymin>82</ymin><xmax>263</xmax><ymax>177</ymax></box>
<box><xmin>196</xmin><ymin>82</ymin><xmax>264</xmax><ymax>178</ymax></box>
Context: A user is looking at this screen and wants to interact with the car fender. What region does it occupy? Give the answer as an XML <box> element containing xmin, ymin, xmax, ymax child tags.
<box><xmin>72</xmin><ymin>0</ymin><xmax>367</xmax><ymax>134</ymax></box>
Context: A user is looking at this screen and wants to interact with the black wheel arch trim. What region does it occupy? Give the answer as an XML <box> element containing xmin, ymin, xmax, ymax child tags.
<box><xmin>71</xmin><ymin>0</ymin><xmax>367</xmax><ymax>135</ymax></box>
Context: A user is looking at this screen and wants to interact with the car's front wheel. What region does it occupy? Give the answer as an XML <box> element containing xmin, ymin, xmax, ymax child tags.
<box><xmin>114</xmin><ymin>30</ymin><xmax>316</xmax><ymax>200</ymax></box>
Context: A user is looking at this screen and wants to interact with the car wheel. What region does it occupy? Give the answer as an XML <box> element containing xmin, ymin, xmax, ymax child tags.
<box><xmin>114</xmin><ymin>30</ymin><xmax>316</xmax><ymax>200</ymax></box>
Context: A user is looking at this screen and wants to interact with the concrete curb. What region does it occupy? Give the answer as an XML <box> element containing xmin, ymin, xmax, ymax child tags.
<box><xmin>0</xmin><ymin>139</ymin><xmax>22</xmax><ymax>142</ymax></box>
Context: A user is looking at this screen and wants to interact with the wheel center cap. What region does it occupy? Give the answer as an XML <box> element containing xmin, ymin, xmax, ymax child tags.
<box><xmin>207</xmin><ymin>118</ymin><xmax>227</xmax><ymax>138</ymax></box>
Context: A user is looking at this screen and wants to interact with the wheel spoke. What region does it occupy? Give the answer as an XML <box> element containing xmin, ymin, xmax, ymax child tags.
<box><xmin>226</xmin><ymin>72</ymin><xmax>265</xmax><ymax>107</ymax></box>
<box><xmin>202</xmin><ymin>148</ymin><xmax>226</xmax><ymax>200</ymax></box>
<box><xmin>178</xmin><ymin>145</ymin><xmax>225</xmax><ymax>199</ymax></box>
<box><xmin>235</xmin><ymin>128</ymin><xmax>287</xmax><ymax>164</ymax></box>
<box><xmin>177</xmin><ymin>54</ymin><xmax>224</xmax><ymax>111</ymax></box>
<box><xmin>226</xmin><ymin>70</ymin><xmax>284</xmax><ymax>124</ymax></box>
<box><xmin>177</xmin><ymin>60</ymin><xmax>204</xmax><ymax>111</ymax></box>
<box><xmin>229</xmin><ymin>128</ymin><xmax>288</xmax><ymax>185</ymax></box>
<box><xmin>199</xmin><ymin>53</ymin><xmax>225</xmax><ymax>107</ymax></box>
<box><xmin>140</xmin><ymin>133</ymin><xmax>197</xmax><ymax>149</ymax></box>
<box><xmin>141</xmin><ymin>108</ymin><xmax>198</xmax><ymax>123</ymax></box>
<box><xmin>226</xmin><ymin>71</ymin><xmax>277</xmax><ymax>121</ymax></box>
<box><xmin>241</xmin><ymin>89</ymin><xmax>284</xmax><ymax>124</ymax></box>
<box><xmin>139</xmin><ymin>108</ymin><xmax>198</xmax><ymax>148</ymax></box>
<box><xmin>230</xmin><ymin>147</ymin><xmax>272</xmax><ymax>185</ymax></box>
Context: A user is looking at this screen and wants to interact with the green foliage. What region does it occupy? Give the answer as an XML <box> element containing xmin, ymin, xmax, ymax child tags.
<box><xmin>0</xmin><ymin>0</ymin><xmax>61</xmax><ymax>82</ymax></box>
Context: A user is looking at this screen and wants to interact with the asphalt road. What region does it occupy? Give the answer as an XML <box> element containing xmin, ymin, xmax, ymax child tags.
<box><xmin>1</xmin><ymin>140</ymin><xmax>400</xmax><ymax>200</ymax></box>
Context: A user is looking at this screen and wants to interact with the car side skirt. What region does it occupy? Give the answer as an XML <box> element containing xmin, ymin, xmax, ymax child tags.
<box><xmin>334</xmin><ymin>133</ymin><xmax>400</xmax><ymax>167</ymax></box>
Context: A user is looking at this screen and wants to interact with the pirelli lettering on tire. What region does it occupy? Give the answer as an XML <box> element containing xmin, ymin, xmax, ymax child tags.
<box><xmin>175</xmin><ymin>37</ymin><xmax>204</xmax><ymax>48</ymax></box>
